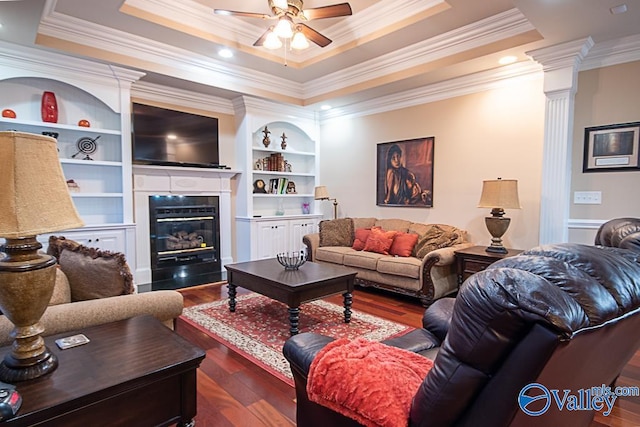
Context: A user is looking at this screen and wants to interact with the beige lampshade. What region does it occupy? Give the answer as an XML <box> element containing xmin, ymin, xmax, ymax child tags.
<box><xmin>0</xmin><ymin>131</ymin><xmax>84</xmax><ymax>238</ymax></box>
<box><xmin>478</xmin><ymin>179</ymin><xmax>521</xmax><ymax>209</ymax></box>
<box><xmin>314</xmin><ymin>185</ymin><xmax>330</xmax><ymax>200</ymax></box>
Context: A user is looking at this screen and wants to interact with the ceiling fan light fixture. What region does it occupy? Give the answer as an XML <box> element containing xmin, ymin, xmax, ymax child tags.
<box><xmin>263</xmin><ymin>30</ymin><xmax>283</xmax><ymax>49</ymax></box>
<box><xmin>291</xmin><ymin>30</ymin><xmax>309</xmax><ymax>50</ymax></box>
<box><xmin>272</xmin><ymin>0</ymin><xmax>289</xmax><ymax>10</ymax></box>
<box><xmin>274</xmin><ymin>16</ymin><xmax>294</xmax><ymax>38</ymax></box>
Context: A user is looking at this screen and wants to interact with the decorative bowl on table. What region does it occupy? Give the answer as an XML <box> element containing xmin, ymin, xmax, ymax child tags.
<box><xmin>276</xmin><ymin>251</ymin><xmax>307</xmax><ymax>270</ymax></box>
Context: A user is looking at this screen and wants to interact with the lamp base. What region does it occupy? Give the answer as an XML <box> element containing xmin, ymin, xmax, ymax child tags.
<box><xmin>485</xmin><ymin>245</ymin><xmax>508</xmax><ymax>254</ymax></box>
<box><xmin>0</xmin><ymin>348</ymin><xmax>58</xmax><ymax>382</ymax></box>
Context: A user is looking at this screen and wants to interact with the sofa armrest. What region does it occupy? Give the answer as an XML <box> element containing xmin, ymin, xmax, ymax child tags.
<box><xmin>303</xmin><ymin>233</ymin><xmax>321</xmax><ymax>262</ymax></box>
<box><xmin>422</xmin><ymin>242</ymin><xmax>475</xmax><ymax>266</ymax></box>
<box><xmin>0</xmin><ymin>290</ymin><xmax>184</xmax><ymax>347</ymax></box>
<box><xmin>283</xmin><ymin>332</ymin><xmax>336</xmax><ymax>377</ymax></box>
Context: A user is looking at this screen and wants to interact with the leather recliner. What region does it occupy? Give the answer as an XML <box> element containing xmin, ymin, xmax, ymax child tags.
<box><xmin>283</xmin><ymin>242</ymin><xmax>640</xmax><ymax>426</ymax></box>
<box><xmin>594</xmin><ymin>217</ymin><xmax>640</xmax><ymax>252</ymax></box>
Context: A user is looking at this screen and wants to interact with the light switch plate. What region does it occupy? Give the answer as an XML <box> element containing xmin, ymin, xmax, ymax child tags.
<box><xmin>574</xmin><ymin>191</ymin><xmax>602</xmax><ymax>204</ymax></box>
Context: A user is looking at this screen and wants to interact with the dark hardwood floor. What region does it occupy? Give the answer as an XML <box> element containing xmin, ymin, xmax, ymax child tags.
<box><xmin>176</xmin><ymin>283</ymin><xmax>640</xmax><ymax>427</ymax></box>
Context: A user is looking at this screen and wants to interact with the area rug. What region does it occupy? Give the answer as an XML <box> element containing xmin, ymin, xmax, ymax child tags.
<box><xmin>181</xmin><ymin>293</ymin><xmax>414</xmax><ymax>386</ymax></box>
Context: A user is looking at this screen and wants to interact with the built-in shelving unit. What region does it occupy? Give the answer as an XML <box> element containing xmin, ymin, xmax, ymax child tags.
<box><xmin>234</xmin><ymin>98</ymin><xmax>322</xmax><ymax>261</ymax></box>
<box><xmin>0</xmin><ymin>41</ymin><xmax>144</xmax><ymax>260</ymax></box>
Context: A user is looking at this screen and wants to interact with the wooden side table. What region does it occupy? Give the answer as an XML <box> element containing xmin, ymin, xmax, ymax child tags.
<box><xmin>455</xmin><ymin>245</ymin><xmax>524</xmax><ymax>286</ymax></box>
<box><xmin>0</xmin><ymin>315</ymin><xmax>205</xmax><ymax>427</ymax></box>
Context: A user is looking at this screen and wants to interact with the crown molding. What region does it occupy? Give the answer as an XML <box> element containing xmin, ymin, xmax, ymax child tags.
<box><xmin>320</xmin><ymin>61</ymin><xmax>542</xmax><ymax>121</ymax></box>
<box><xmin>304</xmin><ymin>8</ymin><xmax>535</xmax><ymax>99</ymax></box>
<box><xmin>131</xmin><ymin>81</ymin><xmax>235</xmax><ymax>115</ymax></box>
<box><xmin>580</xmin><ymin>33</ymin><xmax>640</xmax><ymax>71</ymax></box>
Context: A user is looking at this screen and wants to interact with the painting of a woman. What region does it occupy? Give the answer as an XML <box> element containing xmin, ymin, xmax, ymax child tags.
<box><xmin>377</xmin><ymin>137</ymin><xmax>434</xmax><ymax>207</ymax></box>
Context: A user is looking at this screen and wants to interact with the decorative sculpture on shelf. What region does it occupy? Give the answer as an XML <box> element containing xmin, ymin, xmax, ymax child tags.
<box><xmin>281</xmin><ymin>132</ymin><xmax>288</xmax><ymax>150</ymax></box>
<box><xmin>71</xmin><ymin>135</ymin><xmax>100</xmax><ymax>160</ymax></box>
<box><xmin>262</xmin><ymin>126</ymin><xmax>271</xmax><ymax>148</ymax></box>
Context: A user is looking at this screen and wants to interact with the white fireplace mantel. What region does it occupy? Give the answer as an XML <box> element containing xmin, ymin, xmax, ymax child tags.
<box><xmin>133</xmin><ymin>165</ymin><xmax>240</xmax><ymax>290</ymax></box>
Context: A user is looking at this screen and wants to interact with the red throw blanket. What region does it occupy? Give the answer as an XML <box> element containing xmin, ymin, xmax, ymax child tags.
<box><xmin>307</xmin><ymin>337</ymin><xmax>434</xmax><ymax>427</ymax></box>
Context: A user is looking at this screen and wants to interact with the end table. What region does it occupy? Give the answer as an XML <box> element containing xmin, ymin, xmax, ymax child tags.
<box><xmin>455</xmin><ymin>245</ymin><xmax>524</xmax><ymax>286</ymax></box>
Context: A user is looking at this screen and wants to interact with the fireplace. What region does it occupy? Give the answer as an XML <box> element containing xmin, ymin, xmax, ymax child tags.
<box><xmin>149</xmin><ymin>195</ymin><xmax>222</xmax><ymax>290</ymax></box>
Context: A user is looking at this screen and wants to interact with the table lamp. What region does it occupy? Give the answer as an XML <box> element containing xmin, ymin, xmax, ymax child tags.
<box><xmin>0</xmin><ymin>131</ymin><xmax>84</xmax><ymax>382</ymax></box>
<box><xmin>477</xmin><ymin>178</ymin><xmax>521</xmax><ymax>254</ymax></box>
<box><xmin>314</xmin><ymin>186</ymin><xmax>338</xmax><ymax>219</ymax></box>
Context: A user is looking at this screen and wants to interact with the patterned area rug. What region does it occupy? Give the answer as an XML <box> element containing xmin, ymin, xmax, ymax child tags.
<box><xmin>181</xmin><ymin>293</ymin><xmax>414</xmax><ymax>386</ymax></box>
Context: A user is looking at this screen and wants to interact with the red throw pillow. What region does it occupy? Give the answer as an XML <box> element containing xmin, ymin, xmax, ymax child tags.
<box><xmin>389</xmin><ymin>232</ymin><xmax>419</xmax><ymax>257</ymax></box>
<box><xmin>352</xmin><ymin>228</ymin><xmax>372</xmax><ymax>251</ymax></box>
<box><xmin>363</xmin><ymin>228</ymin><xmax>398</xmax><ymax>255</ymax></box>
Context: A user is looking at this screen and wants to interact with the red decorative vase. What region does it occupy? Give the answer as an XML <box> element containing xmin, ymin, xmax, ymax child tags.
<box><xmin>41</xmin><ymin>91</ymin><xmax>58</xmax><ymax>123</ymax></box>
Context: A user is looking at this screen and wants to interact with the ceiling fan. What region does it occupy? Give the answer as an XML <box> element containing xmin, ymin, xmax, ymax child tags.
<box><xmin>214</xmin><ymin>0</ymin><xmax>352</xmax><ymax>49</ymax></box>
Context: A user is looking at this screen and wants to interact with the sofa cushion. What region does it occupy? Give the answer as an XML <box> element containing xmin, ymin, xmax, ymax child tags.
<box><xmin>414</xmin><ymin>224</ymin><xmax>464</xmax><ymax>258</ymax></box>
<box><xmin>344</xmin><ymin>250</ymin><xmax>385</xmax><ymax>270</ymax></box>
<box><xmin>363</xmin><ymin>228</ymin><xmax>398</xmax><ymax>255</ymax></box>
<box><xmin>352</xmin><ymin>228</ymin><xmax>374</xmax><ymax>251</ymax></box>
<box><xmin>58</xmin><ymin>245</ymin><xmax>135</xmax><ymax>302</ymax></box>
<box><xmin>316</xmin><ymin>246</ymin><xmax>356</xmax><ymax>264</ymax></box>
<box><xmin>389</xmin><ymin>232</ymin><xmax>419</xmax><ymax>257</ymax></box>
<box><xmin>375</xmin><ymin>219</ymin><xmax>412</xmax><ymax>233</ymax></box>
<box><xmin>353</xmin><ymin>217</ymin><xmax>376</xmax><ymax>230</ymax></box>
<box><xmin>319</xmin><ymin>218</ymin><xmax>354</xmax><ymax>247</ymax></box>
<box><xmin>377</xmin><ymin>256</ymin><xmax>422</xmax><ymax>279</ymax></box>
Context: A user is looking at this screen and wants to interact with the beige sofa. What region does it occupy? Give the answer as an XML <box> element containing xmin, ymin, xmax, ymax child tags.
<box><xmin>0</xmin><ymin>236</ymin><xmax>184</xmax><ymax>347</ymax></box>
<box><xmin>303</xmin><ymin>218</ymin><xmax>473</xmax><ymax>307</ymax></box>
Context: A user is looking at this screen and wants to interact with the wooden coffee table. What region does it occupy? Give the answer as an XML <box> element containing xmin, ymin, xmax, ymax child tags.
<box><xmin>224</xmin><ymin>259</ymin><xmax>358</xmax><ymax>335</ymax></box>
<box><xmin>0</xmin><ymin>315</ymin><xmax>205</xmax><ymax>427</ymax></box>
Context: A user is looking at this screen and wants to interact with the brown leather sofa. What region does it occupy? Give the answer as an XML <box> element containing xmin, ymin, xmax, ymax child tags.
<box><xmin>283</xmin><ymin>242</ymin><xmax>640</xmax><ymax>426</ymax></box>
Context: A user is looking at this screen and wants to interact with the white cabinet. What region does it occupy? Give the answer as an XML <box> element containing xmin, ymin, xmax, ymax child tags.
<box><xmin>257</xmin><ymin>220</ymin><xmax>289</xmax><ymax>259</ymax></box>
<box><xmin>0</xmin><ymin>44</ymin><xmax>144</xmax><ymax>263</ymax></box>
<box><xmin>241</xmin><ymin>217</ymin><xmax>320</xmax><ymax>260</ymax></box>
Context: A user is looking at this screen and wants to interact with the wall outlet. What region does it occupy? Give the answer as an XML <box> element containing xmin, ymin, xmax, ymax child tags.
<box><xmin>574</xmin><ymin>191</ymin><xmax>602</xmax><ymax>204</ymax></box>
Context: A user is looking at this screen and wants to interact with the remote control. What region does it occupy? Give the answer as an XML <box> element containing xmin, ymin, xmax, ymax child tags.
<box><xmin>0</xmin><ymin>382</ymin><xmax>21</xmax><ymax>421</ymax></box>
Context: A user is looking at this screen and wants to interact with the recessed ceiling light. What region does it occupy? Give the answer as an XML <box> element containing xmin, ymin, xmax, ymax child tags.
<box><xmin>610</xmin><ymin>4</ymin><xmax>628</xmax><ymax>14</ymax></box>
<box><xmin>498</xmin><ymin>56</ymin><xmax>517</xmax><ymax>65</ymax></box>
<box><xmin>218</xmin><ymin>49</ymin><xmax>233</xmax><ymax>58</ymax></box>
<box><xmin>320</xmin><ymin>104</ymin><xmax>332</xmax><ymax>110</ymax></box>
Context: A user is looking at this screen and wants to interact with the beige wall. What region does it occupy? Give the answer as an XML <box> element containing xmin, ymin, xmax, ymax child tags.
<box><xmin>319</xmin><ymin>77</ymin><xmax>546</xmax><ymax>251</ymax></box>
<box><xmin>570</xmin><ymin>60</ymin><xmax>640</xmax><ymax>244</ymax></box>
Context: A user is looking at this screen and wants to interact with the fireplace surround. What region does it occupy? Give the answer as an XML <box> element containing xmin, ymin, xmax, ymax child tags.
<box><xmin>133</xmin><ymin>165</ymin><xmax>238</xmax><ymax>292</ymax></box>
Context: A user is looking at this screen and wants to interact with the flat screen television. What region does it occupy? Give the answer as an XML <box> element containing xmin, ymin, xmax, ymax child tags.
<box><xmin>131</xmin><ymin>103</ymin><xmax>221</xmax><ymax>168</ymax></box>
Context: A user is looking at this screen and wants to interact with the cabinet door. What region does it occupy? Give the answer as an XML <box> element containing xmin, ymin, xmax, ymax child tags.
<box><xmin>257</xmin><ymin>221</ymin><xmax>288</xmax><ymax>259</ymax></box>
<box><xmin>289</xmin><ymin>219</ymin><xmax>318</xmax><ymax>253</ymax></box>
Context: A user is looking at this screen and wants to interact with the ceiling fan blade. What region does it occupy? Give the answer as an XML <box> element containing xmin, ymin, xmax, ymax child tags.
<box><xmin>298</xmin><ymin>23</ymin><xmax>332</xmax><ymax>47</ymax></box>
<box><xmin>253</xmin><ymin>28</ymin><xmax>273</xmax><ymax>47</ymax></box>
<box><xmin>214</xmin><ymin>9</ymin><xmax>271</xmax><ymax>19</ymax></box>
<box><xmin>302</xmin><ymin>3</ymin><xmax>352</xmax><ymax>20</ymax></box>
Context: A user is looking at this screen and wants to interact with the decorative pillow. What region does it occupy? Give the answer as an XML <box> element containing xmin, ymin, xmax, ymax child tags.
<box><xmin>57</xmin><ymin>245</ymin><xmax>135</xmax><ymax>302</ymax></box>
<box><xmin>47</xmin><ymin>235</ymin><xmax>81</xmax><ymax>261</ymax></box>
<box><xmin>319</xmin><ymin>218</ymin><xmax>354</xmax><ymax>247</ymax></box>
<box><xmin>389</xmin><ymin>232</ymin><xmax>419</xmax><ymax>257</ymax></box>
<box><xmin>414</xmin><ymin>225</ymin><xmax>461</xmax><ymax>258</ymax></box>
<box><xmin>352</xmin><ymin>228</ymin><xmax>373</xmax><ymax>251</ymax></box>
<box><xmin>49</xmin><ymin>267</ymin><xmax>72</xmax><ymax>306</ymax></box>
<box><xmin>363</xmin><ymin>228</ymin><xmax>398</xmax><ymax>255</ymax></box>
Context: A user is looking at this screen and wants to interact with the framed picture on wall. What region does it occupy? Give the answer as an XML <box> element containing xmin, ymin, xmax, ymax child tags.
<box><xmin>583</xmin><ymin>122</ymin><xmax>640</xmax><ymax>172</ymax></box>
<box><xmin>376</xmin><ymin>137</ymin><xmax>434</xmax><ymax>207</ymax></box>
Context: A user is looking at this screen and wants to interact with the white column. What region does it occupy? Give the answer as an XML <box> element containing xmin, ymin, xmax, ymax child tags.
<box><xmin>527</xmin><ymin>38</ymin><xmax>594</xmax><ymax>244</ymax></box>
